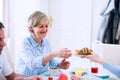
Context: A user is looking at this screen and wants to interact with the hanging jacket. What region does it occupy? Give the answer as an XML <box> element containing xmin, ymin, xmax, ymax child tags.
<box><xmin>98</xmin><ymin>0</ymin><xmax>120</xmax><ymax>44</ymax></box>
<box><xmin>97</xmin><ymin>0</ymin><xmax>114</xmax><ymax>43</ymax></box>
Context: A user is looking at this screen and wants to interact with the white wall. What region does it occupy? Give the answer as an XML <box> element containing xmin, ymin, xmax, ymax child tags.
<box><xmin>0</xmin><ymin>0</ymin><xmax>3</xmax><ymax>21</ymax></box>
<box><xmin>48</xmin><ymin>0</ymin><xmax>92</xmax><ymax>51</ymax></box>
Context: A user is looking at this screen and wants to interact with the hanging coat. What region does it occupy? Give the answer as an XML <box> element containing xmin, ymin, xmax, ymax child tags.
<box><xmin>97</xmin><ymin>0</ymin><xmax>120</xmax><ymax>44</ymax></box>
<box><xmin>97</xmin><ymin>0</ymin><xmax>114</xmax><ymax>43</ymax></box>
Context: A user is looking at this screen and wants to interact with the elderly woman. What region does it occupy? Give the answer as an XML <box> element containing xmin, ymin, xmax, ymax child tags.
<box><xmin>15</xmin><ymin>11</ymin><xmax>72</xmax><ymax>76</ymax></box>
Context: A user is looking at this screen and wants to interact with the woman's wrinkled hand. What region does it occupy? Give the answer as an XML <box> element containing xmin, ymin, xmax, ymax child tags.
<box><xmin>54</xmin><ymin>48</ymin><xmax>72</xmax><ymax>58</ymax></box>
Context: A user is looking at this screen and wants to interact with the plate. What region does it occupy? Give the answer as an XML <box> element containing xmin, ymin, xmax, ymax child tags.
<box><xmin>97</xmin><ymin>75</ymin><xmax>109</xmax><ymax>79</ymax></box>
<box><xmin>94</xmin><ymin>73</ymin><xmax>110</xmax><ymax>79</ymax></box>
<box><xmin>41</xmin><ymin>68</ymin><xmax>62</xmax><ymax>77</ymax></box>
<box><xmin>74</xmin><ymin>54</ymin><xmax>90</xmax><ymax>58</ymax></box>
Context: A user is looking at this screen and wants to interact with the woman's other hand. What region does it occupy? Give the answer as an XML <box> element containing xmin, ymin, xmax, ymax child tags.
<box><xmin>58</xmin><ymin>59</ymin><xmax>70</xmax><ymax>69</ymax></box>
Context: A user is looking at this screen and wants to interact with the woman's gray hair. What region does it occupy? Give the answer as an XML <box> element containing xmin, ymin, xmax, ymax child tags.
<box><xmin>28</xmin><ymin>11</ymin><xmax>48</xmax><ymax>27</ymax></box>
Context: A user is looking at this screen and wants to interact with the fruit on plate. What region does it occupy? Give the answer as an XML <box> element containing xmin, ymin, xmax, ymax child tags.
<box><xmin>75</xmin><ymin>47</ymin><xmax>92</xmax><ymax>55</ymax></box>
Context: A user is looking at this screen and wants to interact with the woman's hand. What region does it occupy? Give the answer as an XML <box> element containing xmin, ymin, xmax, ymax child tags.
<box><xmin>42</xmin><ymin>48</ymin><xmax>71</xmax><ymax>66</ymax></box>
<box><xmin>54</xmin><ymin>48</ymin><xmax>72</xmax><ymax>58</ymax></box>
<box><xmin>58</xmin><ymin>59</ymin><xmax>70</xmax><ymax>69</ymax></box>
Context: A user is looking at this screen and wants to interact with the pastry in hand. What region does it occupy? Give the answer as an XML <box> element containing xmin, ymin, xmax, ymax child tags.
<box><xmin>75</xmin><ymin>48</ymin><xmax>92</xmax><ymax>55</ymax></box>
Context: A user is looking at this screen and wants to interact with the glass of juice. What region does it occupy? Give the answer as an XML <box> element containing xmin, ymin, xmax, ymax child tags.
<box><xmin>91</xmin><ymin>67</ymin><xmax>98</xmax><ymax>73</ymax></box>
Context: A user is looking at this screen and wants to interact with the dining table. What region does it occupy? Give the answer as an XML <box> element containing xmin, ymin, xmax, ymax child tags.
<box><xmin>39</xmin><ymin>65</ymin><xmax>119</xmax><ymax>80</ymax></box>
<box><xmin>39</xmin><ymin>55</ymin><xmax>119</xmax><ymax>80</ymax></box>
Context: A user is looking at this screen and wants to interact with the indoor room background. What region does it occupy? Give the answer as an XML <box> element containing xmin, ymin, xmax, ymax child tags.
<box><xmin>0</xmin><ymin>0</ymin><xmax>120</xmax><ymax>69</ymax></box>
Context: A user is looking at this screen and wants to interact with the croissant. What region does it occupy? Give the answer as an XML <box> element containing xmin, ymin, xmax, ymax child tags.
<box><xmin>75</xmin><ymin>47</ymin><xmax>92</xmax><ymax>55</ymax></box>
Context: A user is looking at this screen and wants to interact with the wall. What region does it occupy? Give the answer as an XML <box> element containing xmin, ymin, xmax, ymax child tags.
<box><xmin>0</xmin><ymin>0</ymin><xmax>3</xmax><ymax>21</ymax></box>
<box><xmin>48</xmin><ymin>0</ymin><xmax>92</xmax><ymax>51</ymax></box>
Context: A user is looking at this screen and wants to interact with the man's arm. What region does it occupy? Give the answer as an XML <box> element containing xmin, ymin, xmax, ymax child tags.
<box><xmin>5</xmin><ymin>72</ymin><xmax>43</xmax><ymax>80</ymax></box>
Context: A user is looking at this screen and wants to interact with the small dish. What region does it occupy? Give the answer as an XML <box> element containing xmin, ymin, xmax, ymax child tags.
<box><xmin>74</xmin><ymin>54</ymin><xmax>90</xmax><ymax>58</ymax></box>
<box><xmin>97</xmin><ymin>75</ymin><xmax>109</xmax><ymax>79</ymax></box>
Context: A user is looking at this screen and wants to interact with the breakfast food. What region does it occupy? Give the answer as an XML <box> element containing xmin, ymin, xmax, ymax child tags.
<box><xmin>75</xmin><ymin>47</ymin><xmax>92</xmax><ymax>55</ymax></box>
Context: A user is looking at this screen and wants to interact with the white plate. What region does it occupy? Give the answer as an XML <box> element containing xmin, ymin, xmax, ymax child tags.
<box><xmin>40</xmin><ymin>68</ymin><xmax>62</xmax><ymax>77</ymax></box>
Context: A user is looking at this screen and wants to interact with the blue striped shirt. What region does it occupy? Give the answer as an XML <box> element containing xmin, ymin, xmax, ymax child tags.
<box><xmin>15</xmin><ymin>35</ymin><xmax>59</xmax><ymax>76</ymax></box>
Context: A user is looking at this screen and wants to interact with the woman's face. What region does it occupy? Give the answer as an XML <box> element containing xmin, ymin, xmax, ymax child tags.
<box><xmin>31</xmin><ymin>19</ymin><xmax>49</xmax><ymax>39</ymax></box>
